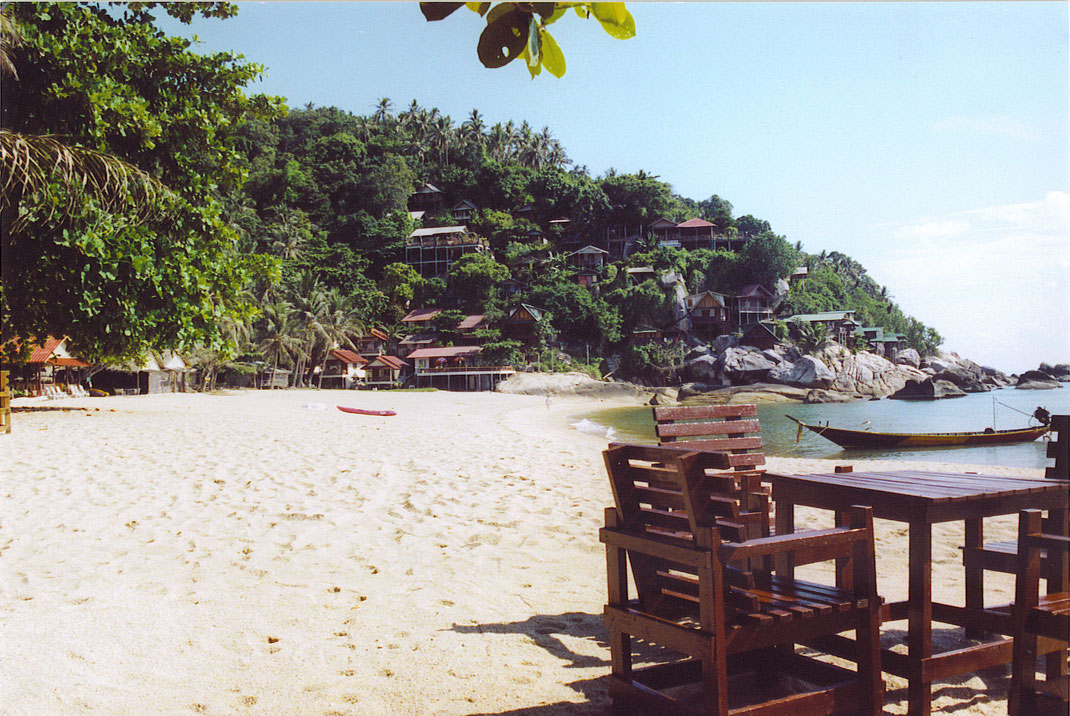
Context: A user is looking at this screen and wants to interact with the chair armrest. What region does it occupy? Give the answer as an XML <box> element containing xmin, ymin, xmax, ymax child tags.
<box><xmin>720</xmin><ymin>525</ymin><xmax>871</xmax><ymax>562</ymax></box>
<box><xmin>599</xmin><ymin>526</ymin><xmax>710</xmax><ymax>569</ymax></box>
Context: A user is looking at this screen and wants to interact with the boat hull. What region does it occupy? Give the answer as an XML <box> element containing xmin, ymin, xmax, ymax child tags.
<box><xmin>337</xmin><ymin>406</ymin><xmax>396</xmax><ymax>416</ymax></box>
<box><xmin>788</xmin><ymin>417</ymin><xmax>1049</xmax><ymax>449</ymax></box>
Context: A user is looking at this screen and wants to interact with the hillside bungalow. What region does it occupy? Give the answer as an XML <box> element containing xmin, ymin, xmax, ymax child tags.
<box><xmin>2</xmin><ymin>336</ymin><xmax>91</xmax><ymax>396</ymax></box>
<box><xmin>788</xmin><ymin>310</ymin><xmax>859</xmax><ymax>346</ymax></box>
<box><xmin>740</xmin><ymin>322</ymin><xmax>780</xmax><ymax>350</ymax></box>
<box><xmin>496</xmin><ymin>278</ymin><xmax>530</xmax><ymax>299</ymax></box>
<box><xmin>505</xmin><ymin>304</ymin><xmax>545</xmax><ymax>343</ymax></box>
<box><xmin>567</xmin><ymin>245</ymin><xmax>609</xmax><ymax>270</ymax></box>
<box><xmin>353</xmin><ymin>328</ymin><xmax>390</xmax><ymax>359</ymax></box>
<box><xmin>404</xmin><ymin>226</ymin><xmax>489</xmax><ymax>279</ymax></box>
<box><xmin>320</xmin><ymin>349</ymin><xmax>367</xmax><ymax>389</ymax></box>
<box><xmin>684</xmin><ymin>291</ymin><xmax>731</xmax><ymax>336</ymax></box>
<box><xmin>733</xmin><ymin>284</ymin><xmax>777</xmax><ymax>326</ymax></box>
<box><xmin>450</xmin><ymin>199</ymin><xmax>478</xmax><ymax>222</ymax></box>
<box><xmin>398</xmin><ymin>331</ymin><xmax>439</xmax><ymax>353</ymax></box>
<box><xmin>409</xmin><ymin>182</ymin><xmax>445</xmax><ymax>213</ymax></box>
<box><xmin>364</xmin><ymin>355</ymin><xmax>408</xmax><ymax>389</ymax></box>
<box><xmin>406</xmin><ymin>346</ymin><xmax>515</xmax><ymax>391</ymax></box>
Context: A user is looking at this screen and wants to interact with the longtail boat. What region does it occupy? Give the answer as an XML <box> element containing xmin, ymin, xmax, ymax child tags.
<box><xmin>786</xmin><ymin>415</ymin><xmax>1050</xmax><ymax>449</ymax></box>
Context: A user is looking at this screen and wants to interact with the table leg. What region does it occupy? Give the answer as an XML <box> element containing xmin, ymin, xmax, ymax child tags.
<box><xmin>964</xmin><ymin>517</ymin><xmax>984</xmax><ymax>639</ymax></box>
<box><xmin>774</xmin><ymin>499</ymin><xmax>796</xmax><ymax>579</ymax></box>
<box><xmin>908</xmin><ymin>519</ymin><xmax>933</xmax><ymax>716</ymax></box>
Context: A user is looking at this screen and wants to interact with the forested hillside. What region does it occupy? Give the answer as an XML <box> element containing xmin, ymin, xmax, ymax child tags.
<box><xmin>224</xmin><ymin>102</ymin><xmax>941</xmax><ymax>380</ymax></box>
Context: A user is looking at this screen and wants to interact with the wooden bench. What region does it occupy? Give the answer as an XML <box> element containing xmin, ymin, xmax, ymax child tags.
<box><xmin>600</xmin><ymin>444</ymin><xmax>883</xmax><ymax>715</ymax></box>
<box><xmin>1009</xmin><ymin>509</ymin><xmax>1070</xmax><ymax>715</ymax></box>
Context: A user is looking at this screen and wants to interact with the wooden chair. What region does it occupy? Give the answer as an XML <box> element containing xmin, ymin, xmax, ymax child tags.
<box><xmin>962</xmin><ymin>415</ymin><xmax>1069</xmax><ymax>622</ymax></box>
<box><xmin>600</xmin><ymin>443</ymin><xmax>883</xmax><ymax>715</ymax></box>
<box><xmin>1009</xmin><ymin>509</ymin><xmax>1070</xmax><ymax>715</ymax></box>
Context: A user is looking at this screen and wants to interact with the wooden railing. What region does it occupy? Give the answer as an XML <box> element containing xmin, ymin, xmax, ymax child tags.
<box><xmin>418</xmin><ymin>365</ymin><xmax>515</xmax><ymax>375</ymax></box>
<box><xmin>1</xmin><ymin>370</ymin><xmax>11</xmax><ymax>434</ymax></box>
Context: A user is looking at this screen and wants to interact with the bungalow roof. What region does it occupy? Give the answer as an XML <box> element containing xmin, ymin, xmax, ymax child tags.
<box><xmin>569</xmin><ymin>245</ymin><xmax>609</xmax><ymax>256</ymax></box>
<box><xmin>456</xmin><ymin>314</ymin><xmax>485</xmax><ymax>330</ymax></box>
<box><xmin>648</xmin><ymin>218</ymin><xmax>676</xmax><ymax>229</ymax></box>
<box><xmin>369</xmin><ymin>328</ymin><xmax>389</xmax><ymax>341</ymax></box>
<box><xmin>406</xmin><ymin>346</ymin><xmax>483</xmax><ymax>359</ymax></box>
<box><xmin>27</xmin><ymin>336</ymin><xmax>65</xmax><ymax>363</ymax></box>
<box><xmin>789</xmin><ymin>311</ymin><xmax>857</xmax><ymax>322</ymax></box>
<box><xmin>330</xmin><ymin>349</ymin><xmax>367</xmax><ymax>365</ymax></box>
<box><xmin>367</xmin><ymin>355</ymin><xmax>408</xmax><ymax>370</ymax></box>
<box><xmin>452</xmin><ymin>199</ymin><xmax>477</xmax><ymax>211</ymax></box>
<box><xmin>676</xmin><ymin>218</ymin><xmax>715</xmax><ymax>228</ymax></box>
<box><xmin>414</xmin><ymin>183</ymin><xmax>443</xmax><ymax>195</ymax></box>
<box><xmin>402</xmin><ymin>308</ymin><xmax>442</xmax><ymax>323</ymax></box>
<box><xmin>398</xmin><ymin>332</ymin><xmax>439</xmax><ymax>346</ymax></box>
<box><xmin>737</xmin><ymin>283</ymin><xmax>775</xmax><ymax>298</ymax></box>
<box><xmin>408</xmin><ymin>226</ymin><xmax>468</xmax><ymax>239</ymax></box>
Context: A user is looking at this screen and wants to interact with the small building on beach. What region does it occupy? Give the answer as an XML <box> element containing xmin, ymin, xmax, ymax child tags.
<box><xmin>363</xmin><ymin>355</ymin><xmax>408</xmax><ymax>389</ymax></box>
<box><xmin>321</xmin><ymin>349</ymin><xmax>367</xmax><ymax>389</ymax></box>
<box><xmin>406</xmin><ymin>346</ymin><xmax>515</xmax><ymax>392</ymax></box>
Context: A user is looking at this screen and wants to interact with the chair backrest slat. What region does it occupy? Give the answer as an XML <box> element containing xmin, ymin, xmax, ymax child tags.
<box><xmin>653</xmin><ymin>404</ymin><xmax>766</xmax><ymax>472</ymax></box>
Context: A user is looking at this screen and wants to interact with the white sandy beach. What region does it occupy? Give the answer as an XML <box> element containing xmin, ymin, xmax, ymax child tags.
<box><xmin>0</xmin><ymin>389</ymin><xmax>1048</xmax><ymax>715</ymax></box>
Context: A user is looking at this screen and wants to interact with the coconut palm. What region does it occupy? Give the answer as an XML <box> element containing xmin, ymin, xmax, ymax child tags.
<box><xmin>315</xmin><ymin>289</ymin><xmax>365</xmax><ymax>388</ymax></box>
<box><xmin>258</xmin><ymin>300</ymin><xmax>302</xmax><ymax>387</ymax></box>
<box><xmin>372</xmin><ymin>97</ymin><xmax>394</xmax><ymax>125</ymax></box>
<box><xmin>287</xmin><ymin>269</ymin><xmax>327</xmax><ymax>387</ymax></box>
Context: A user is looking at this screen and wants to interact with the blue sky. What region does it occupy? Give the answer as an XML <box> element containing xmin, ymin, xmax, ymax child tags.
<box><xmin>160</xmin><ymin>2</ymin><xmax>1069</xmax><ymax>373</ymax></box>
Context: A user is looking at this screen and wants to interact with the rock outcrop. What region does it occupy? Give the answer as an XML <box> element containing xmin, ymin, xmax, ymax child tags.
<box><xmin>1016</xmin><ymin>370</ymin><xmax>1062</xmax><ymax>390</ymax></box>
<box><xmin>889</xmin><ymin>377</ymin><xmax>967</xmax><ymax>400</ymax></box>
<box><xmin>497</xmin><ymin>372</ymin><xmax>650</xmax><ymax>399</ymax></box>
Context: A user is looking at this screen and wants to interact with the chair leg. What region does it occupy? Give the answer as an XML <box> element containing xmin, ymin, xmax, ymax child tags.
<box><xmin>701</xmin><ymin>642</ymin><xmax>730</xmax><ymax>716</ymax></box>
<box><xmin>1009</xmin><ymin>630</ymin><xmax>1038</xmax><ymax>716</ymax></box>
<box><xmin>856</xmin><ymin>607</ymin><xmax>884</xmax><ymax>715</ymax></box>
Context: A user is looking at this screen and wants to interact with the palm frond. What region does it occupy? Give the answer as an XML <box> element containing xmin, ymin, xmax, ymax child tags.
<box><xmin>1</xmin><ymin>129</ymin><xmax>176</xmax><ymax>229</ymax></box>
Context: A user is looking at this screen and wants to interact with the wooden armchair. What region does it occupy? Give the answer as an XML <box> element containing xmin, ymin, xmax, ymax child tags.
<box><xmin>600</xmin><ymin>444</ymin><xmax>883</xmax><ymax>715</ymax></box>
<box><xmin>1009</xmin><ymin>509</ymin><xmax>1070</xmax><ymax>715</ymax></box>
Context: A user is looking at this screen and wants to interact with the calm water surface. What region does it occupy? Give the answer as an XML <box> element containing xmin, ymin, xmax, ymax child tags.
<box><xmin>577</xmin><ymin>385</ymin><xmax>1070</xmax><ymax>469</ymax></box>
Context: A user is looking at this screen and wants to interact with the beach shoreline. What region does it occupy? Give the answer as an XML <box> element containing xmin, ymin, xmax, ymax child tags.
<box><xmin>0</xmin><ymin>389</ymin><xmax>1042</xmax><ymax>714</ymax></box>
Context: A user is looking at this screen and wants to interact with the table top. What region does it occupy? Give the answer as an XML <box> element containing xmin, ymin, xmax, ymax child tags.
<box><xmin>766</xmin><ymin>470</ymin><xmax>1068</xmax><ymax>522</ymax></box>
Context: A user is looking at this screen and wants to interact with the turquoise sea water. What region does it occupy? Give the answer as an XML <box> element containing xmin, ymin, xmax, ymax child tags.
<box><xmin>576</xmin><ymin>385</ymin><xmax>1070</xmax><ymax>470</ymax></box>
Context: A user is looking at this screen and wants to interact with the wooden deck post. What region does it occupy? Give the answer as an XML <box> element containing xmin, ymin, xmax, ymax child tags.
<box><xmin>0</xmin><ymin>370</ymin><xmax>11</xmax><ymax>434</ymax></box>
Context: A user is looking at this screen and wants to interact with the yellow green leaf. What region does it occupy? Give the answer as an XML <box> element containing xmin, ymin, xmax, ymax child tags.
<box><xmin>591</xmin><ymin>3</ymin><xmax>635</xmax><ymax>39</ymax></box>
<box><xmin>540</xmin><ymin>28</ymin><xmax>566</xmax><ymax>77</ymax></box>
<box><xmin>465</xmin><ymin>2</ymin><xmax>490</xmax><ymax>16</ymax></box>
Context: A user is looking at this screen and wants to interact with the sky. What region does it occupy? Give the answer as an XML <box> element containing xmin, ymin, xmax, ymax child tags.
<box><xmin>158</xmin><ymin>1</ymin><xmax>1069</xmax><ymax>374</ymax></box>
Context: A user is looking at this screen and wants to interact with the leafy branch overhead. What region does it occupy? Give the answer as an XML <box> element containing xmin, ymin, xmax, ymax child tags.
<box><xmin>420</xmin><ymin>2</ymin><xmax>635</xmax><ymax>78</ymax></box>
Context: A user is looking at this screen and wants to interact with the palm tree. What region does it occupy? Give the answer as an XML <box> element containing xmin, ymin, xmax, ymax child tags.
<box><xmin>288</xmin><ymin>270</ymin><xmax>327</xmax><ymax>387</ymax></box>
<box><xmin>258</xmin><ymin>300</ymin><xmax>302</xmax><ymax>387</ymax></box>
<box><xmin>372</xmin><ymin>97</ymin><xmax>394</xmax><ymax>125</ymax></box>
<box><xmin>316</xmin><ymin>289</ymin><xmax>365</xmax><ymax>388</ymax></box>
<box><xmin>430</xmin><ymin>114</ymin><xmax>455</xmax><ymax>166</ymax></box>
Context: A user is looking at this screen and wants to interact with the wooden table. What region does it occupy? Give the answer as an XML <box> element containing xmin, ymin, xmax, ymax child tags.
<box><xmin>766</xmin><ymin>469</ymin><xmax>1069</xmax><ymax>716</ymax></box>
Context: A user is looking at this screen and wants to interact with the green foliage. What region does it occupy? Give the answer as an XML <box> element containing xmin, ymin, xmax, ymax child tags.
<box><xmin>420</xmin><ymin>2</ymin><xmax>635</xmax><ymax>78</ymax></box>
<box><xmin>1</xmin><ymin>2</ymin><xmax>283</xmax><ymax>361</ymax></box>
<box><xmin>448</xmin><ymin>252</ymin><xmax>510</xmax><ymax>311</ymax></box>
<box><xmin>787</xmin><ymin>318</ymin><xmax>831</xmax><ymax>356</ymax></box>
<box><xmin>732</xmin><ymin>232</ymin><xmax>798</xmax><ymax>289</ymax></box>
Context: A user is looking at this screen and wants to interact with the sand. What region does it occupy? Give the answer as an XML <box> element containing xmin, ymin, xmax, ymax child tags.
<box><xmin>0</xmin><ymin>389</ymin><xmax>1049</xmax><ymax>715</ymax></box>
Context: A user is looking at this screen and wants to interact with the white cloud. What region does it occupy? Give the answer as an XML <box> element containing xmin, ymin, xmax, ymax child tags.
<box><xmin>932</xmin><ymin>115</ymin><xmax>1038</xmax><ymax>141</ymax></box>
<box><xmin>863</xmin><ymin>192</ymin><xmax>1070</xmax><ymax>373</ymax></box>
